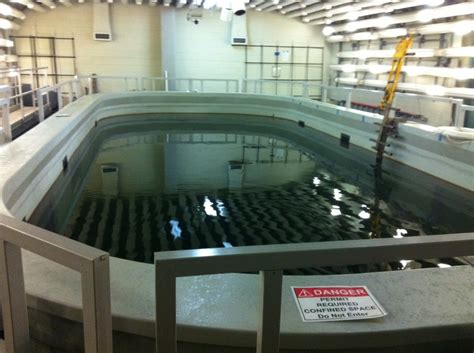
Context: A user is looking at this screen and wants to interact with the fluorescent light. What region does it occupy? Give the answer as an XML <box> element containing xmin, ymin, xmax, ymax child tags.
<box><xmin>425</xmin><ymin>85</ymin><xmax>444</xmax><ymax>96</ymax></box>
<box><xmin>352</xmin><ymin>31</ymin><xmax>376</xmax><ymax>40</ymax></box>
<box><xmin>453</xmin><ymin>20</ymin><xmax>474</xmax><ymax>36</ymax></box>
<box><xmin>376</xmin><ymin>16</ymin><xmax>393</xmax><ymax>28</ymax></box>
<box><xmin>0</xmin><ymin>38</ymin><xmax>14</xmax><ymax>47</ymax></box>
<box><xmin>416</xmin><ymin>9</ymin><xmax>434</xmax><ymax>23</ymax></box>
<box><xmin>369</xmin><ymin>66</ymin><xmax>386</xmax><ymax>74</ymax></box>
<box><xmin>0</xmin><ymin>19</ymin><xmax>18</xmax><ymax>30</ymax></box>
<box><xmin>427</xmin><ymin>0</ymin><xmax>444</xmax><ymax>6</ymax></box>
<box><xmin>345</xmin><ymin>21</ymin><xmax>359</xmax><ymax>32</ymax></box>
<box><xmin>326</xmin><ymin>3</ymin><xmax>474</xmax><ymax>34</ymax></box>
<box><xmin>347</xmin><ymin>12</ymin><xmax>359</xmax><ymax>21</ymax></box>
<box><xmin>342</xmin><ymin>64</ymin><xmax>356</xmax><ymax>73</ymax></box>
<box><xmin>322</xmin><ymin>26</ymin><xmax>334</xmax><ymax>36</ymax></box>
<box><xmin>336</xmin><ymin>77</ymin><xmax>474</xmax><ymax>99</ymax></box>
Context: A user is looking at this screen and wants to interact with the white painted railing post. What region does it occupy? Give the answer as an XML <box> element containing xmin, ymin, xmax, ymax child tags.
<box><xmin>75</xmin><ymin>79</ymin><xmax>82</xmax><ymax>98</ymax></box>
<box><xmin>1</xmin><ymin>92</ymin><xmax>12</xmax><ymax>142</ymax></box>
<box><xmin>164</xmin><ymin>70</ymin><xmax>169</xmax><ymax>92</ymax></box>
<box><xmin>239</xmin><ymin>79</ymin><xmax>243</xmax><ymax>93</ymax></box>
<box><xmin>155</xmin><ymin>264</ymin><xmax>177</xmax><ymax>353</ymax></box>
<box><xmin>37</xmin><ymin>89</ymin><xmax>45</xmax><ymax>122</ymax></box>
<box><xmin>87</xmin><ymin>77</ymin><xmax>93</xmax><ymax>95</ymax></box>
<box><xmin>453</xmin><ymin>99</ymin><xmax>465</xmax><ymax>128</ymax></box>
<box><xmin>188</xmin><ymin>79</ymin><xmax>193</xmax><ymax>92</ymax></box>
<box><xmin>57</xmin><ymin>87</ymin><xmax>64</xmax><ymax>110</ymax></box>
<box><xmin>322</xmin><ymin>87</ymin><xmax>328</xmax><ymax>103</ymax></box>
<box><xmin>81</xmin><ymin>256</ymin><xmax>113</xmax><ymax>353</ymax></box>
<box><xmin>68</xmin><ymin>81</ymin><xmax>73</xmax><ymax>104</ymax></box>
<box><xmin>0</xmin><ymin>241</ymin><xmax>30</xmax><ymax>353</ymax></box>
<box><xmin>346</xmin><ymin>91</ymin><xmax>353</xmax><ymax>109</ymax></box>
<box><xmin>257</xmin><ymin>270</ymin><xmax>283</xmax><ymax>353</ymax></box>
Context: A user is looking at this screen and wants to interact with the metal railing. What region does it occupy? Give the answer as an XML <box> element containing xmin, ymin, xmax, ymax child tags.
<box><xmin>2</xmin><ymin>74</ymin><xmax>473</xmax><ymax>144</ymax></box>
<box><xmin>0</xmin><ymin>214</ymin><xmax>113</xmax><ymax>353</ymax></box>
<box><xmin>36</xmin><ymin>78</ymin><xmax>83</xmax><ymax>121</ymax></box>
<box><xmin>155</xmin><ymin>233</ymin><xmax>474</xmax><ymax>353</ymax></box>
<box><xmin>0</xmin><ymin>85</ymin><xmax>11</xmax><ymax>141</ymax></box>
<box><xmin>77</xmin><ymin>74</ymin><xmax>240</xmax><ymax>94</ymax></box>
<box><xmin>241</xmin><ymin>79</ymin><xmax>466</xmax><ymax>127</ymax></box>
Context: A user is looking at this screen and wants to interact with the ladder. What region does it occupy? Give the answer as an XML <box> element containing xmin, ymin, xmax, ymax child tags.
<box><xmin>373</xmin><ymin>36</ymin><xmax>413</xmax><ymax>167</ymax></box>
<box><xmin>370</xmin><ymin>36</ymin><xmax>413</xmax><ymax>239</ymax></box>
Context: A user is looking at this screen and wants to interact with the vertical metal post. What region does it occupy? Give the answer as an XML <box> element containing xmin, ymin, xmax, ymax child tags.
<box><xmin>17</xmin><ymin>72</ymin><xmax>24</xmax><ymax>121</ymax></box>
<box><xmin>257</xmin><ymin>270</ymin><xmax>283</xmax><ymax>353</ymax></box>
<box><xmin>57</xmin><ymin>87</ymin><xmax>63</xmax><ymax>110</ymax></box>
<box><xmin>188</xmin><ymin>79</ymin><xmax>193</xmax><ymax>92</ymax></box>
<box><xmin>238</xmin><ymin>79</ymin><xmax>243</xmax><ymax>93</ymax></box>
<box><xmin>225</xmin><ymin>80</ymin><xmax>229</xmax><ymax>93</ymax></box>
<box><xmin>0</xmin><ymin>241</ymin><xmax>31</xmax><ymax>353</ymax></box>
<box><xmin>155</xmin><ymin>264</ymin><xmax>177</xmax><ymax>353</ymax></box>
<box><xmin>81</xmin><ymin>256</ymin><xmax>113</xmax><ymax>353</ymax></box>
<box><xmin>88</xmin><ymin>77</ymin><xmax>93</xmax><ymax>95</ymax></box>
<box><xmin>1</xmin><ymin>98</ymin><xmax>12</xmax><ymax>142</ymax></box>
<box><xmin>346</xmin><ymin>91</ymin><xmax>352</xmax><ymax>109</ymax></box>
<box><xmin>37</xmin><ymin>90</ymin><xmax>45</xmax><ymax>122</ymax></box>
<box><xmin>200</xmin><ymin>79</ymin><xmax>204</xmax><ymax>92</ymax></box>
<box><xmin>74</xmin><ymin>79</ymin><xmax>82</xmax><ymax>98</ymax></box>
<box><xmin>124</xmin><ymin>78</ymin><xmax>129</xmax><ymax>91</ymax></box>
<box><xmin>453</xmin><ymin>100</ymin><xmax>465</xmax><ymax>128</ymax></box>
<box><xmin>322</xmin><ymin>87</ymin><xmax>327</xmax><ymax>103</ymax></box>
<box><xmin>68</xmin><ymin>82</ymin><xmax>73</xmax><ymax>104</ymax></box>
<box><xmin>164</xmin><ymin>70</ymin><xmax>169</xmax><ymax>92</ymax></box>
<box><xmin>43</xmin><ymin>68</ymin><xmax>48</xmax><ymax>88</ymax></box>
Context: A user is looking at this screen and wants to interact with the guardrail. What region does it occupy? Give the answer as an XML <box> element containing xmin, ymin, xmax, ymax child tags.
<box><xmin>76</xmin><ymin>75</ymin><xmax>240</xmax><ymax>94</ymax></box>
<box><xmin>155</xmin><ymin>233</ymin><xmax>474</xmax><ymax>353</ymax></box>
<box><xmin>36</xmin><ymin>78</ymin><xmax>83</xmax><ymax>121</ymax></box>
<box><xmin>2</xmin><ymin>74</ymin><xmax>473</xmax><ymax>144</ymax></box>
<box><xmin>0</xmin><ymin>214</ymin><xmax>113</xmax><ymax>353</ymax></box>
<box><xmin>0</xmin><ymin>85</ymin><xmax>11</xmax><ymax>141</ymax></box>
<box><xmin>241</xmin><ymin>79</ymin><xmax>466</xmax><ymax>127</ymax></box>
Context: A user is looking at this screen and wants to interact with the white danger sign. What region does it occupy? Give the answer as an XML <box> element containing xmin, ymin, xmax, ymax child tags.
<box><xmin>291</xmin><ymin>286</ymin><xmax>387</xmax><ymax>322</ymax></box>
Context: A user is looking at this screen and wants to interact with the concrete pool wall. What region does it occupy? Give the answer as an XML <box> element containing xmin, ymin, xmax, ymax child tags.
<box><xmin>0</xmin><ymin>92</ymin><xmax>473</xmax><ymax>352</ymax></box>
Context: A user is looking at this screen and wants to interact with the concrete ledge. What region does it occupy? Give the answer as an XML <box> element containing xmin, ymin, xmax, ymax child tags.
<box><xmin>0</xmin><ymin>92</ymin><xmax>473</xmax><ymax>351</ymax></box>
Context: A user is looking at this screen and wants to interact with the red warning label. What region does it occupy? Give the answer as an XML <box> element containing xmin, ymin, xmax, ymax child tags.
<box><xmin>294</xmin><ymin>287</ymin><xmax>368</xmax><ymax>298</ymax></box>
<box><xmin>292</xmin><ymin>286</ymin><xmax>387</xmax><ymax>322</ymax></box>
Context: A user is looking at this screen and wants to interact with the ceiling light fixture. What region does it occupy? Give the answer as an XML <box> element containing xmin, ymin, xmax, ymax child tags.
<box><xmin>322</xmin><ymin>26</ymin><xmax>335</xmax><ymax>36</ymax></box>
<box><xmin>416</xmin><ymin>9</ymin><xmax>434</xmax><ymax>23</ymax></box>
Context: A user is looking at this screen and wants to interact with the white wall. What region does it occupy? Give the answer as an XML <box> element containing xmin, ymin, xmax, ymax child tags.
<box><xmin>161</xmin><ymin>8</ymin><xmax>331</xmax><ymax>85</ymax></box>
<box><xmin>14</xmin><ymin>3</ymin><xmax>162</xmax><ymax>86</ymax></box>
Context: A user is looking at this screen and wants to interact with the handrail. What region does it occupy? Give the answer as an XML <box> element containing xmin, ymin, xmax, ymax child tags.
<box><xmin>0</xmin><ymin>214</ymin><xmax>113</xmax><ymax>353</ymax></box>
<box><xmin>36</xmin><ymin>78</ymin><xmax>82</xmax><ymax>121</ymax></box>
<box><xmin>155</xmin><ymin>233</ymin><xmax>474</xmax><ymax>353</ymax></box>
<box><xmin>3</xmin><ymin>75</ymin><xmax>473</xmax><ymax>144</ymax></box>
<box><xmin>241</xmin><ymin>78</ymin><xmax>466</xmax><ymax>124</ymax></box>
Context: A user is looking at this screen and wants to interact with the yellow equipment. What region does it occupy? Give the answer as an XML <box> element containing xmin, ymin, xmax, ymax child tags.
<box><xmin>374</xmin><ymin>35</ymin><xmax>413</xmax><ymax>166</ymax></box>
<box><xmin>370</xmin><ymin>35</ymin><xmax>413</xmax><ymax>239</ymax></box>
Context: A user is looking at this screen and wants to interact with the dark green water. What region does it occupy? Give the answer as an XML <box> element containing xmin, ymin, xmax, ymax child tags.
<box><xmin>30</xmin><ymin>114</ymin><xmax>474</xmax><ymax>275</ymax></box>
